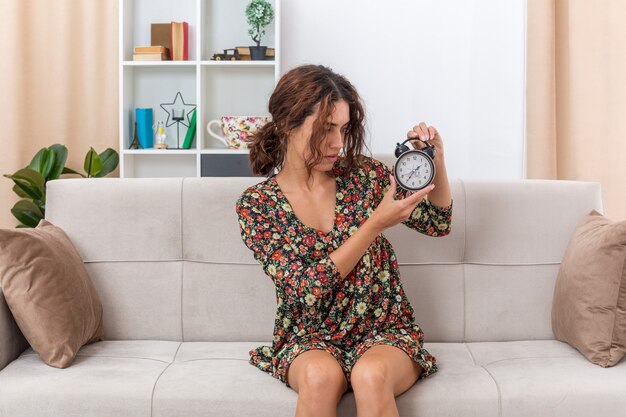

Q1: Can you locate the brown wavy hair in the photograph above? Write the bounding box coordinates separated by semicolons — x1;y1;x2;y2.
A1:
247;64;371;179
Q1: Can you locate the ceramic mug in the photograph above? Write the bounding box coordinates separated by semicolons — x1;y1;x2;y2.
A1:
207;116;271;149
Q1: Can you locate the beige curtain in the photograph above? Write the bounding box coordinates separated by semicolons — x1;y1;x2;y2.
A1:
527;0;626;220
0;0;118;229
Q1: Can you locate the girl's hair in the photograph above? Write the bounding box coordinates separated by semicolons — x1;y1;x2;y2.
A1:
247;64;371;178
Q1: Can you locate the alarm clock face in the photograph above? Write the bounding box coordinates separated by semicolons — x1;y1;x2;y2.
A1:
394;150;436;191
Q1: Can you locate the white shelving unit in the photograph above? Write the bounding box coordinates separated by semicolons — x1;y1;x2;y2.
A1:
119;0;280;177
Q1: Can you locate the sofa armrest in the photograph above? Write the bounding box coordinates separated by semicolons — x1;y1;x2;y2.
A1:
0;290;29;371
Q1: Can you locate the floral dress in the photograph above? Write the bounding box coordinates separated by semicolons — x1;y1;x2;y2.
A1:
235;154;453;389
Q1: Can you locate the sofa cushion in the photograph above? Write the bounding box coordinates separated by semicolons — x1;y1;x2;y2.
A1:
0;340;180;417
3;340;626;417
467;340;626;416
42;176;605;343
551;209;626;367
150;341;500;417
0;218;104;368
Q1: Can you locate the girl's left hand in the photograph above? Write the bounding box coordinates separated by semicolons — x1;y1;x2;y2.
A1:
407;122;445;161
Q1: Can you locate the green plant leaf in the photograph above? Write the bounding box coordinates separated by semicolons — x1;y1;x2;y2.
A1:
11;199;43;228
48;144;68;180
8;168;45;200
84;147;103;178
11;182;31;198
61;166;86;177
42;149;56;179
94;148;119;177
34;199;45;214
28;148;55;179
27;147;47;172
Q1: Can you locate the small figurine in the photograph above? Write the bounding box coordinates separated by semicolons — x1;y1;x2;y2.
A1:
129;121;142;149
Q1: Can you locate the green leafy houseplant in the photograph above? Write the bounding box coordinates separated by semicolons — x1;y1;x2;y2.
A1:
245;0;274;60
3;144;119;228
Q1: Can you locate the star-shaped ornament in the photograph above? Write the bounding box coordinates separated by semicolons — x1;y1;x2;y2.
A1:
159;91;196;128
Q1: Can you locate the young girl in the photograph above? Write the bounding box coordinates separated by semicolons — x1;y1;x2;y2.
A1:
235;64;453;417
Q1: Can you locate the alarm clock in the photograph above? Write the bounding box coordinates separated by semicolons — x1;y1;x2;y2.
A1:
393;138;436;192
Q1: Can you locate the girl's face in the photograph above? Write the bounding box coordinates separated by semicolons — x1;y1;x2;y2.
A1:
288;99;350;170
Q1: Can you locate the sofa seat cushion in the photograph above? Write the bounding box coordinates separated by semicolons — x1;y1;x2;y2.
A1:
2;340;625;417
0;340;181;417
467;340;626;417
149;341;497;417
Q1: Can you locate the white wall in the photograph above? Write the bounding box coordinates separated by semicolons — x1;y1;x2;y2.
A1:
280;0;527;180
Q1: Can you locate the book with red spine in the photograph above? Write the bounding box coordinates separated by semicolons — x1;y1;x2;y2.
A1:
170;21;189;61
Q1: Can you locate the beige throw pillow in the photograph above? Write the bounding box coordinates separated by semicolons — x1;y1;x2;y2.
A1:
0;218;104;368
551;209;626;367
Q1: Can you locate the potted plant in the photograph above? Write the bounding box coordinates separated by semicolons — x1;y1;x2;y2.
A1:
246;0;274;60
3;144;119;228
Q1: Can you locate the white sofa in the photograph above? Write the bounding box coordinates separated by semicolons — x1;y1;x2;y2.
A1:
1;153;624;417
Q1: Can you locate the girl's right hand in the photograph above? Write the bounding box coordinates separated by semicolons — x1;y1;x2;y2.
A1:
369;174;435;231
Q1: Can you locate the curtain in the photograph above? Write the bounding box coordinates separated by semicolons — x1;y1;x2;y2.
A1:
0;0;118;229
527;0;626;220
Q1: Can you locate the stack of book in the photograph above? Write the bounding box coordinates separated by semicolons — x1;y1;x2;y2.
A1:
133;46;170;61
146;22;188;61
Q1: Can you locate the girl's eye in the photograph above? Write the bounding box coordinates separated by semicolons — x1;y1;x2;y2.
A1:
326;126;350;133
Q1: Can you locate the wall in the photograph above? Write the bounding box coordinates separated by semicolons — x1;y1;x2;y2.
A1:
281;0;527;181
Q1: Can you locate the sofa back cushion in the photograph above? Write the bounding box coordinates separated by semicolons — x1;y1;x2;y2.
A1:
38;154;603;343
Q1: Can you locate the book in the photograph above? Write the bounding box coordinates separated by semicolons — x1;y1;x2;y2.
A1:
170;21;189;61
151;23;171;49
134;45;170;55
133;53;169;61
182;108;196;149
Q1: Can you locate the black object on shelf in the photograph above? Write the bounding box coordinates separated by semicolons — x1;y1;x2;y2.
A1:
129;121;143;149
159;91;196;149
201;153;258;177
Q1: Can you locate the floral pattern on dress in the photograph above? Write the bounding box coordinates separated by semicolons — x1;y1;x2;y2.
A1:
235;154;453;388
